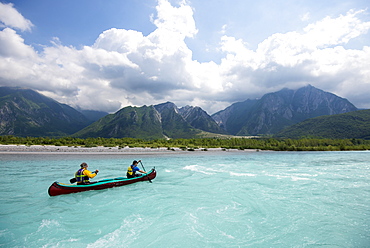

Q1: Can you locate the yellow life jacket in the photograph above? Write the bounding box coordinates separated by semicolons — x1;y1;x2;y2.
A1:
127;165;134;176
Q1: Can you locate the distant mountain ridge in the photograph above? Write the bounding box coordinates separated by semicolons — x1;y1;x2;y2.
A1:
77;109;109;124
74;102;202;139
154;102;200;138
0;86;90;136
212;85;358;135
74;105;165;139
212;99;258;134
179;105;227;134
0;85;364;139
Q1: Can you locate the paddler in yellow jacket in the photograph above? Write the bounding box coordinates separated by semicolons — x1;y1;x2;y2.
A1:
127;160;146;178
75;162;99;185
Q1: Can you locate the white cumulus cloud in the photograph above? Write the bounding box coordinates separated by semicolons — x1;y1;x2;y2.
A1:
0;2;33;31
0;0;369;114
218;9;370;107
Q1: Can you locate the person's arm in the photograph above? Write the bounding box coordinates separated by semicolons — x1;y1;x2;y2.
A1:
133;166;146;174
84;169;99;178
137;160;145;173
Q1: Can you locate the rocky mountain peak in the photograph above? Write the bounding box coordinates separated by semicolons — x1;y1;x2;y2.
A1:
0;85;361;138
212;85;357;135
179;105;227;134
154;101;179;114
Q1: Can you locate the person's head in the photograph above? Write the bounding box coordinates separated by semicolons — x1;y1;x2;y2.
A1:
80;162;88;168
132;160;138;165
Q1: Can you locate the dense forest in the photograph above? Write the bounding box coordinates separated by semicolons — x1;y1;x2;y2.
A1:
1;135;370;151
276;109;370;139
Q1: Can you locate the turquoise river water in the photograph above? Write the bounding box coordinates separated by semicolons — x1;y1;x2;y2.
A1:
0;150;369;247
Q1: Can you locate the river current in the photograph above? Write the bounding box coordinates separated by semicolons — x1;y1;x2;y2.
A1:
0;150;369;247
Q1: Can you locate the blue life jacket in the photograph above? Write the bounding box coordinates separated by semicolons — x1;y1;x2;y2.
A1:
75;168;89;184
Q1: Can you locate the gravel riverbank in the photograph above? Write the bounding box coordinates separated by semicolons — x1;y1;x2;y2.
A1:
0;144;255;154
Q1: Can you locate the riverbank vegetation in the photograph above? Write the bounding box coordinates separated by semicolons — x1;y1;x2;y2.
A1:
1;135;370;151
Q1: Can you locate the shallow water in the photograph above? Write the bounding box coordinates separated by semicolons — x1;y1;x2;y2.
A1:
0;151;369;247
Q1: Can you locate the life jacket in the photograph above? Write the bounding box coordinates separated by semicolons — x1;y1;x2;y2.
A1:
127;165;135;178
76;168;89;184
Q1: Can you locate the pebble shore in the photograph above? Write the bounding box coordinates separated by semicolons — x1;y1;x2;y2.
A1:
0;144;250;154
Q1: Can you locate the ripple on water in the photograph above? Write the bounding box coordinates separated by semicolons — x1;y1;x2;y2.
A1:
0;151;369;247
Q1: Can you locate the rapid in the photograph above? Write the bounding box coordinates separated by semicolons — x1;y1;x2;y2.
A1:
0;150;369;247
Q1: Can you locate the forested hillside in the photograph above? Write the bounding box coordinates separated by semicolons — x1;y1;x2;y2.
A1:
275;109;370;139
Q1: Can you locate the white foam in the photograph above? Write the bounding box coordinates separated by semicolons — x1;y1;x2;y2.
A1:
220;231;235;239
183;165;215;175
87;217;144;248
37;219;60;232
264;173;312;181
291;176;311;181
230;172;257;177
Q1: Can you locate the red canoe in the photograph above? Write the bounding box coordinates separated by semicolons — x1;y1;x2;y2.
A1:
48;168;156;196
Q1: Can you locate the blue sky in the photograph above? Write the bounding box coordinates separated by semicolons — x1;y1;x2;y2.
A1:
0;0;370;114
8;0;157;49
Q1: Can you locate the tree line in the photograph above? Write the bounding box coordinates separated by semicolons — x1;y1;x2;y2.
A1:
1;135;370;151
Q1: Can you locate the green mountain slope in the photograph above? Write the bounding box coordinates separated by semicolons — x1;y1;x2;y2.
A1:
179;106;227;134
74;102;202;139
275;109;370;139
212;99;258;135
153;102;200;138
73;105;164;139
0;86;90;136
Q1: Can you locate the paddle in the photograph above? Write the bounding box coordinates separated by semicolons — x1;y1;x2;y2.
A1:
140;161;152;183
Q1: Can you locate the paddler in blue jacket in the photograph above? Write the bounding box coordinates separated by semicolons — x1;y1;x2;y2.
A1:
127;160;146;178
75;162;99;185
